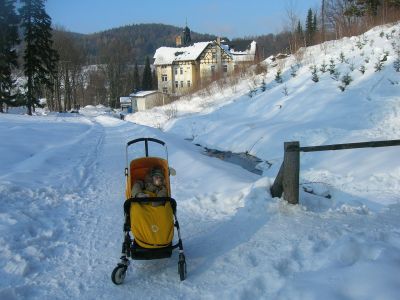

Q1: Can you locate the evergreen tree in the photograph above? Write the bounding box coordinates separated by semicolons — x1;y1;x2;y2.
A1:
133;62;140;91
310;65;319;82
296;20;304;47
313;12;317;33
345;0;381;17
388;0;400;8
275;69;283;83
141;56;152;90
329;58;336;74
305;8;314;46
290;65;297;77
320;60;327;73
19;0;59;115
152;69;158;90
0;0;19;112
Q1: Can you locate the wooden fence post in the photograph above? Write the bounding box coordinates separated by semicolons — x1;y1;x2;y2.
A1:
283;141;300;204
270;162;284;198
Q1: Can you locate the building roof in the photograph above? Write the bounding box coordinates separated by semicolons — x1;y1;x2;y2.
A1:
153;42;212;65
119;97;132;104
154;40;257;66
129;90;159;97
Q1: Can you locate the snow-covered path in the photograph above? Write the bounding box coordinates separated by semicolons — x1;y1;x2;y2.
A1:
1;113;400;299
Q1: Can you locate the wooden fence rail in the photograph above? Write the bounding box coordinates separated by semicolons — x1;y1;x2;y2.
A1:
271;139;400;205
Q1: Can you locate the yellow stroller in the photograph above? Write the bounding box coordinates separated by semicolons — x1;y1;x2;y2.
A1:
111;138;187;284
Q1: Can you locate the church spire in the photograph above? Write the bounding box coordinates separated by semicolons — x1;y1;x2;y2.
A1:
182;20;191;46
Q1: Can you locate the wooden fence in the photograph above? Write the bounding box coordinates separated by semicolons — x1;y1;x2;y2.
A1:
270;139;400;204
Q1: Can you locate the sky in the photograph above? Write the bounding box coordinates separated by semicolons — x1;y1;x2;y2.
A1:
46;0;321;39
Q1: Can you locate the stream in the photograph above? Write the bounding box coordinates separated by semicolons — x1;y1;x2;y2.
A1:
190;141;271;175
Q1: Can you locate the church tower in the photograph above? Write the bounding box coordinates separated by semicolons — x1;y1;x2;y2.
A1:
182;20;192;46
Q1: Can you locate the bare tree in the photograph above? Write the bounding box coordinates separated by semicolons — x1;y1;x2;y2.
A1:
285;0;302;53
52;26;85;111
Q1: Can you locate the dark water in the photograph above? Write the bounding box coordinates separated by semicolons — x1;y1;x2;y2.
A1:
199;145;270;175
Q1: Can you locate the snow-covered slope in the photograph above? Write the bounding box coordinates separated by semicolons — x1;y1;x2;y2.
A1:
1;23;400;299
130;22;400;208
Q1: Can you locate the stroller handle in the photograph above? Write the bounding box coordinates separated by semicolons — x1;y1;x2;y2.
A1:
127;138;165;147
125;137;169;166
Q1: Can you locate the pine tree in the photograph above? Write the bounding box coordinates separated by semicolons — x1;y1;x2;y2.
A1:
394;58;400;72
339;73;353;91
290;65;297;77
133;62;140;91
275;69;283;83
0;0;19;112
305;8;314;46
152;69;158;90
313;12;317;33
19;0;59;115
296;21;304;47
345;0;380;17
310;65;319;82
320;60;327;73
141;56;152;91
329;58;336;74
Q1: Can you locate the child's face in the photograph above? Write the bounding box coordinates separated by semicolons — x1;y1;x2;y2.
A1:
152;175;163;186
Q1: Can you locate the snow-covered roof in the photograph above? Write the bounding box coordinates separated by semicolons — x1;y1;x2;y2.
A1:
153;42;211;65
119;97;132;104
129;90;159;97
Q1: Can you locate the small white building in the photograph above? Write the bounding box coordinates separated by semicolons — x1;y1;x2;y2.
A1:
119;96;133;113
129;91;168;111
230;41;260;64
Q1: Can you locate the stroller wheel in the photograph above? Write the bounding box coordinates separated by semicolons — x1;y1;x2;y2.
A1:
178;253;187;281
111;265;128;285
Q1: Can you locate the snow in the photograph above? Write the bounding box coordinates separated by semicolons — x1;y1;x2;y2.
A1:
129;90;159;97
230;40;257;62
1;23;400;299
153;42;211;65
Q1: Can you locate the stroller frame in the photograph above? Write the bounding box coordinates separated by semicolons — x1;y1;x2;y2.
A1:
111;138;187;284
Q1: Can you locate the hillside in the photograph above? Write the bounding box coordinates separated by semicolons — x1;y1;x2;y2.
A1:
1;23;400;299
52;23;292;65
56;23;217;65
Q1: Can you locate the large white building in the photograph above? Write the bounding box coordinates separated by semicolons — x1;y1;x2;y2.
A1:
153;38;260;97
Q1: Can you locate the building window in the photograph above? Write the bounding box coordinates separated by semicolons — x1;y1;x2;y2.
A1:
175;68;178;75
223;65;228;73
180;67;183;74
161;65;167;69
180;81;184;88
212;53;216;60
175;81;179;88
162;74;167;81
211;65;215;74
187;81;191;87
162;87;168;93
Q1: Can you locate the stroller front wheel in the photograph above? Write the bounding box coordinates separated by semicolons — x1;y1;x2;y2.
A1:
111;265;128;285
178;253;187;281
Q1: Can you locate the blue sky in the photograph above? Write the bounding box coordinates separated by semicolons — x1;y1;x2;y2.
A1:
46;0;321;38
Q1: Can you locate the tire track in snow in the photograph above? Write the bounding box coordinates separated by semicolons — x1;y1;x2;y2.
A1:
0;116;107;299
